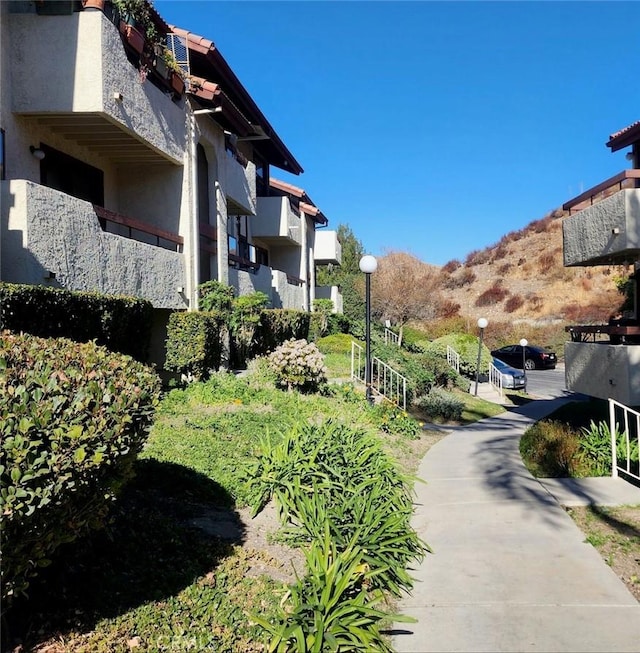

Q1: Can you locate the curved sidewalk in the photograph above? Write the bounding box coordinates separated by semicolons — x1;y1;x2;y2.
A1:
393;398;640;653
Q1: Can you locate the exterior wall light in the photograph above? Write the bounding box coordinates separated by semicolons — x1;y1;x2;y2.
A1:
30;146;45;160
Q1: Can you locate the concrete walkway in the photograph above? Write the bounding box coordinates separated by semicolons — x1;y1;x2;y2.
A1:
393;398;640;653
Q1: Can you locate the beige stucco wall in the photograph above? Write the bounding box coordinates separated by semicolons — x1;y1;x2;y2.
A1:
563;190;640;266
2;180;186;309
564;341;640;405
9;11;186;164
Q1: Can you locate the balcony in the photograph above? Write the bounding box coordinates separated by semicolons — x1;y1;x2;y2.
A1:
563;171;640;267
564;340;640;405
225;156;256;216
271;269;304;309
314;230;342;265
254;196;303;246
1;180;185;309
10;11;185;165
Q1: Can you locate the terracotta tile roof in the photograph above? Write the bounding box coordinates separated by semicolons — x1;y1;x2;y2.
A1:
170;26;303;175
606;120;640;152
270;178;328;225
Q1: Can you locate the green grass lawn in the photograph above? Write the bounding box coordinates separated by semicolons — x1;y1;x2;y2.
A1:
5;356;507;652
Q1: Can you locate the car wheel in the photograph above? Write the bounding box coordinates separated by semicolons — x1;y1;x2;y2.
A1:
524;358;536;370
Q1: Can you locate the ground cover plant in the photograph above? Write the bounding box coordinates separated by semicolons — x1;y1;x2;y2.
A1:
4;362;435;652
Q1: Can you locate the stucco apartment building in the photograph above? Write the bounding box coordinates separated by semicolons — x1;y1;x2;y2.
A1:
562;120;640;405
0;0;342;362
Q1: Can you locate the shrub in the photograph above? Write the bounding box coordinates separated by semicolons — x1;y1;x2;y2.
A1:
0;283;152;362
520;420;583;477
537;252;556;274
267;339;327;392
0;332;161;604
441;259;461;274
316;333;355;355
476;284;509;307
230;292;270;365
414;388;463;422
505;295;525;313
372;401;423;439
254;309;310;356
197;280;234;313
165;311;226;380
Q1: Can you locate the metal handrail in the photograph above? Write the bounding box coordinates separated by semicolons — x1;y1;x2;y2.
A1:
488;362;503;396
609;398;640;484
351;341;408;410
384;328;400;346
446;345;460;373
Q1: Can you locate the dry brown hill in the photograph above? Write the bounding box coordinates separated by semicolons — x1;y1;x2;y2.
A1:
437;209;630;330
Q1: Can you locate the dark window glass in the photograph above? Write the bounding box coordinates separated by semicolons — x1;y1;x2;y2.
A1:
40;144;104;205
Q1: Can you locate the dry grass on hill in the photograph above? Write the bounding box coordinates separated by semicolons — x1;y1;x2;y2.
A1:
437;209;630;328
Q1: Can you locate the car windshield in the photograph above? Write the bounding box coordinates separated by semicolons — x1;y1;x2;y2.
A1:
492;358;509;371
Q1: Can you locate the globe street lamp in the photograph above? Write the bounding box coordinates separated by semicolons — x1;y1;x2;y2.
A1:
520;338;528;392
359;254;378;405
474;317;488;396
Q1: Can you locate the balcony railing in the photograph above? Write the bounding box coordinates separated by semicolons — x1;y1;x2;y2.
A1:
565;324;640;344
94;205;183;252
563;169;640;214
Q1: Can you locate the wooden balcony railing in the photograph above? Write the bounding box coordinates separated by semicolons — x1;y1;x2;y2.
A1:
566;324;640;344
286;274;304;287
228;253;260;273
563;169;640;214
94;205;183;252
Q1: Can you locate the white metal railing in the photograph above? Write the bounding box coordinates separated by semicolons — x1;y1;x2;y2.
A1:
609;398;640;485
384;327;400;346
351;341;407;410
488;361;504;396
446;345;460;373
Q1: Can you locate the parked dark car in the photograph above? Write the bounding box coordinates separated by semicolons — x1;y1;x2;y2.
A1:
491;358;526;389
490;344;557;370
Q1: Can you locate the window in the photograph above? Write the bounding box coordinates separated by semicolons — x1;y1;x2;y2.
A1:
255;153;268;196
40;144;104;205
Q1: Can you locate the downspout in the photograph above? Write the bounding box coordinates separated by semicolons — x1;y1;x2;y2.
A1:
188;105;200;310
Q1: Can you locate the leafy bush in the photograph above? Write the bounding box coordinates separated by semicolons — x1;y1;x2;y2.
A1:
505;294;525;313
371;401;423;439
254;309;310;356
267;339;327;392
165;311;226;380
579;419;640;477
520;420;583;477
315;333;355;355
197;280;234;313
0;283;152;361
246;421;428;599
0;332;161;604
231;292;270;364
414;388;464;422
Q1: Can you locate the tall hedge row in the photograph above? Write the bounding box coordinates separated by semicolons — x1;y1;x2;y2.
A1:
0;332;161;605
254;309;310;356
0;283;153;362
164;311;227;379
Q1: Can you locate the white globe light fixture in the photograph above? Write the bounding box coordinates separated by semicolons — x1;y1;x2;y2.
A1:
359;255;378;405
474;317;488;396
359;254;378;274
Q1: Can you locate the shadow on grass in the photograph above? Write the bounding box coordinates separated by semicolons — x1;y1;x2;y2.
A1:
4;459;244;651
590;504;640;540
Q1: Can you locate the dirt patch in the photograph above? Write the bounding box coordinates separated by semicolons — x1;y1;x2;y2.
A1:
565;505;640;602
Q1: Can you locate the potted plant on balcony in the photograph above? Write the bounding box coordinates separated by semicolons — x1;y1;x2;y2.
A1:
111;0;152;55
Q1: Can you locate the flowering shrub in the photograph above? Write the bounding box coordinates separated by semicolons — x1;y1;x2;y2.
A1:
267;339;327;392
372;401;422;439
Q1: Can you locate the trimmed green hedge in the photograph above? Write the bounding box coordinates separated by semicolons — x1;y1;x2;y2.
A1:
0;332;161;604
254;309;310;357
0;283;153;362
165;311;226;380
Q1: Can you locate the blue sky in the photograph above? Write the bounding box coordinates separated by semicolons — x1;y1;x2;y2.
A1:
156;0;639;266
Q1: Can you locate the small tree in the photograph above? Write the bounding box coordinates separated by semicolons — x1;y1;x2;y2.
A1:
312;298;334;337
198;280;234;314
231;291;270;364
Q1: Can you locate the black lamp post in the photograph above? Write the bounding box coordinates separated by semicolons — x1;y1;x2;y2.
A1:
474;317;488;396
520;338;528;392
359;254;378;405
